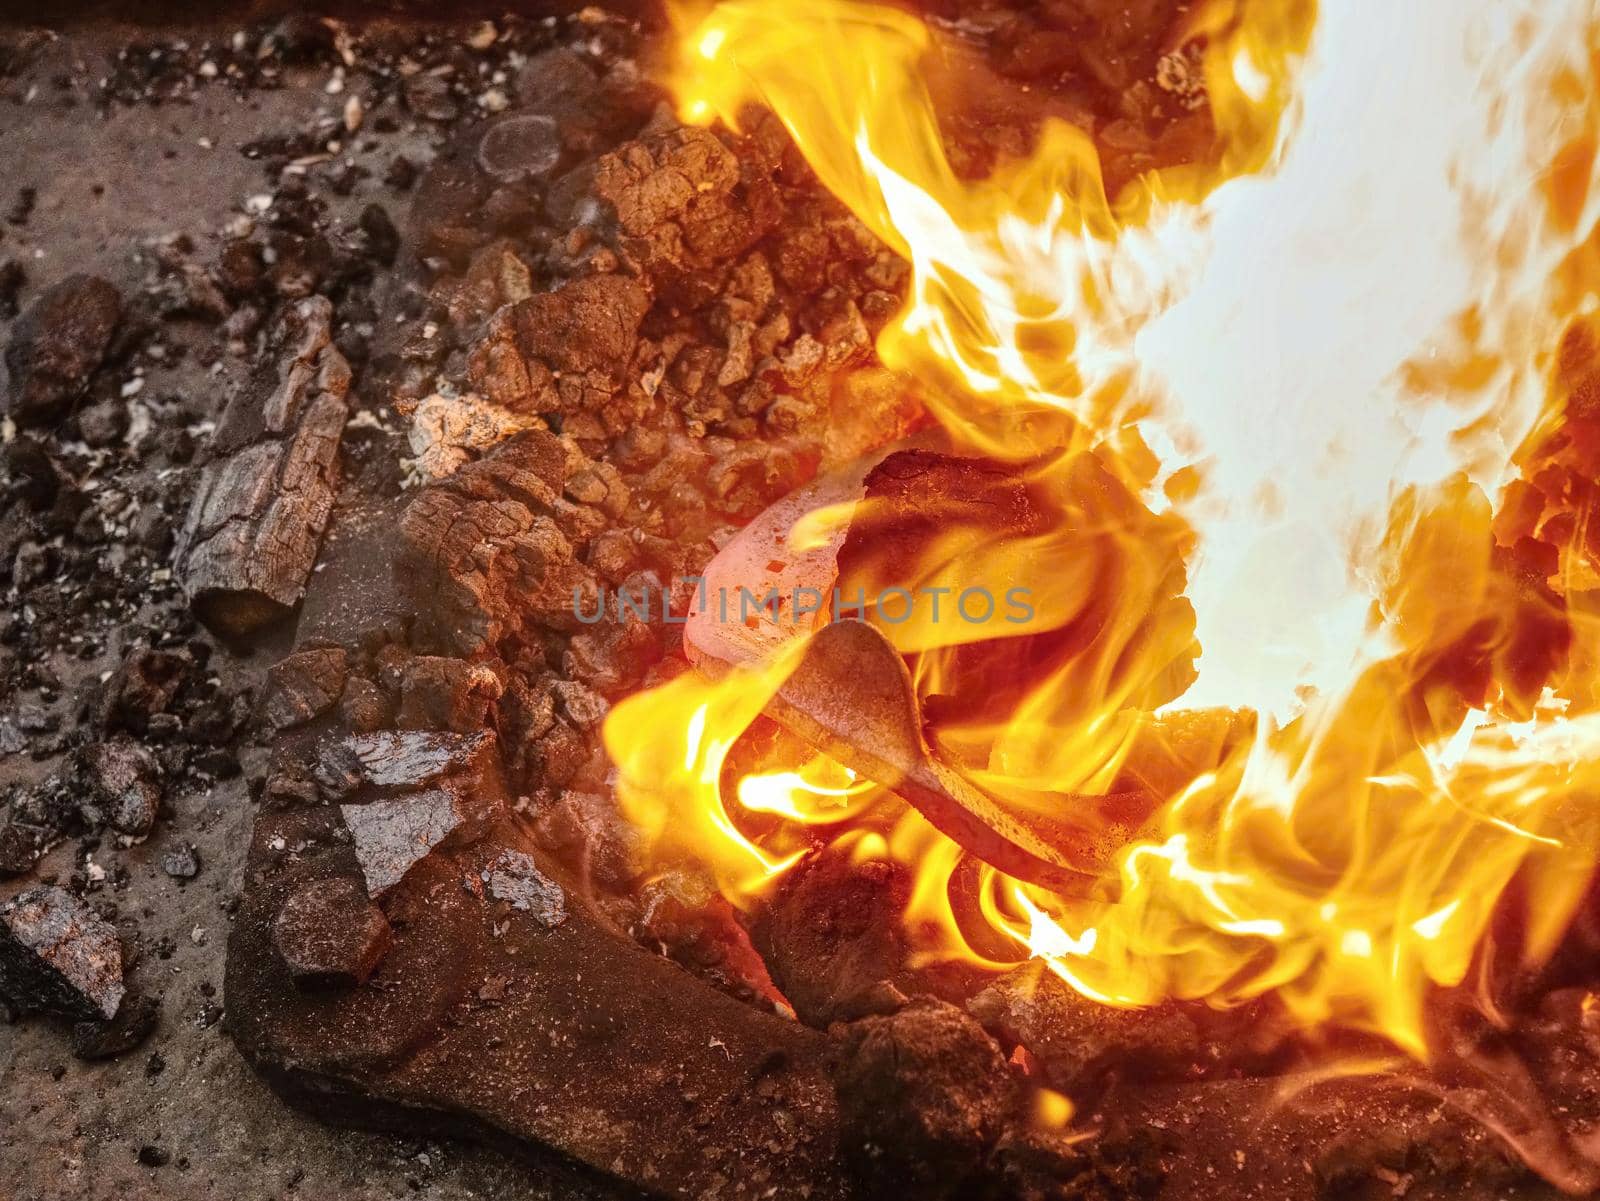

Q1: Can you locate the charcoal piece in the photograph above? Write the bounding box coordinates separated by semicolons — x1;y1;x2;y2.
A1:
3;274;122;427
160;843;201;880
76;398;129;448
834;999;1017;1197
403;72;459;122
594;127;781;284
262;647;349;731
3;436;62;510
477;114;563;182
342;789;483;898
272;876;392;989
396;656;504;733
98;646;189;733
338;676;394;734
79;739;163;837
563;618;662;697
483;849;566;927
399;430;601;654
357;203;400;267
71;993;160;1060
0;258;24;318
258;12;333;62
410;155;490;263
514;47;602;127
347;729;495;790
0;821;45;877
967;961;1200;1097
175;297;352;640
0;886;124;1021
750;851;914;1027
508;274;650;380
530;789;646;892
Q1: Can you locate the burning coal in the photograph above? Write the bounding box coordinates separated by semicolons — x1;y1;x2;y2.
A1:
605;0;1600;1063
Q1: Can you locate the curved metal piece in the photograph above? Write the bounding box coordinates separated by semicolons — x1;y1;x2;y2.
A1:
685;437;1112;895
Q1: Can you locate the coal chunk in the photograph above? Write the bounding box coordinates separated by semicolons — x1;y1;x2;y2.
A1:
0;821;45;877
966;962;1199;1098
4;274;122;427
509;274;650;379
834;1000;1016;1196
160;842;201;880
751;850;915;1026
0;886;125;1021
79;739;164;837
272;876;392;989
99;646;189;734
482;849;566;927
397;656;504;733
71;992;160;1060
398;430;597;654
262;646;349;731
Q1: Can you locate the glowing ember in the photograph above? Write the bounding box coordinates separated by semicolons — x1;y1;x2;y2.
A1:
605;0;1600;1058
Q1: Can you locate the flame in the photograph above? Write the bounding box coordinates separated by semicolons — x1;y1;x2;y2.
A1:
606;0;1600;1062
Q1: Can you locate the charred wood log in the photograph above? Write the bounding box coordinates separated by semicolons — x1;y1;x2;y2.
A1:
175;297;352;640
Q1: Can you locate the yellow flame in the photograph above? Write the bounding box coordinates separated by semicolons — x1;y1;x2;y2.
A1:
604;0;1600;1062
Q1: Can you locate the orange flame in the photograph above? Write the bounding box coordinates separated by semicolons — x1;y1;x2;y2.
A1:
605;0;1600;1060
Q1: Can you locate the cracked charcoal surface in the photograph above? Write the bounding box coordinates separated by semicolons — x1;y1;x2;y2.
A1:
175;296;353;641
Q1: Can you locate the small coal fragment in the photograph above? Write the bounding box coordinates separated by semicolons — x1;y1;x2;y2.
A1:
259;12;332;62
3;274;122;427
79;739;163;837
0;821;45;877
338;676;394;734
0;886;125;1021
409;156;490;263
477;115;563;183
262;647;349;731
397;657;504;734
160;843;201;880
3;437;61;510
271;876;391;990
71;993;160;1060
403;72;459;123
77;398;129;448
514;47;602;128
834;999;1017;1197
966;961;1200;1099
100;646;189;734
358;204;400;267
530;788;646;892
483;849;567;927
0;259;26;318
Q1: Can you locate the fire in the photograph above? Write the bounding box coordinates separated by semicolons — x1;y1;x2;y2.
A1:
605;0;1600;1060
